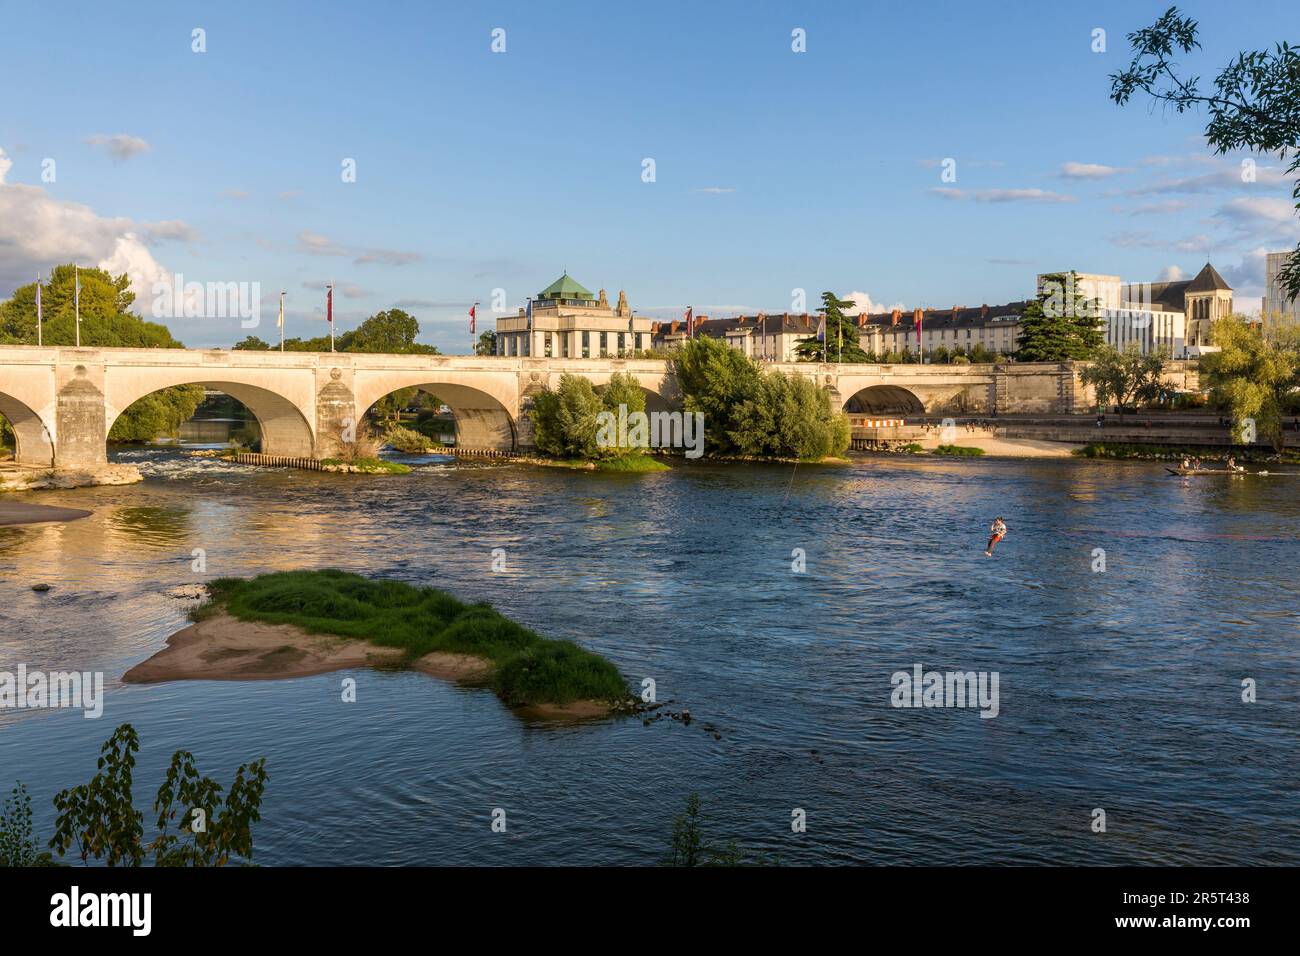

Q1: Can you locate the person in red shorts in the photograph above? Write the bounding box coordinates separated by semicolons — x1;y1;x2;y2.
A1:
985;517;1007;557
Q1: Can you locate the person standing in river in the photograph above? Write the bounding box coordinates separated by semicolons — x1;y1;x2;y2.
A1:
985;517;1008;557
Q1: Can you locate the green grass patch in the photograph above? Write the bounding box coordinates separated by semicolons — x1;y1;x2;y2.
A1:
194;570;628;707
319;457;412;474
934;444;985;457
594;454;670;472
1074;442;1297;462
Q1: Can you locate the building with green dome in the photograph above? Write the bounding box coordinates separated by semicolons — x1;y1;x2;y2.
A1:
495;273;653;358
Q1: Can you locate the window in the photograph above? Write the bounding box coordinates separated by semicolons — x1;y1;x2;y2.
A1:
581;331;590;358
599;332;608;356
617;332;626;355
544;333;553;357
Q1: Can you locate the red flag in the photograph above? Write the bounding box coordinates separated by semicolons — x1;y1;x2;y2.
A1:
685;306;693;338
469;303;476;334
326;285;334;323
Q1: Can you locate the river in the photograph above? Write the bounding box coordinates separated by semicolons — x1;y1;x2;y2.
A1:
1;448;1297;865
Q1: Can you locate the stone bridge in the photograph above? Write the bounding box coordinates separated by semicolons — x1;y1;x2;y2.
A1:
0;346;1125;469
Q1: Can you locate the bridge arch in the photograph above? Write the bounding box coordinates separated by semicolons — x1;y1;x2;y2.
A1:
842;384;926;416
0;392;56;468
106;379;316;457
352;373;518;452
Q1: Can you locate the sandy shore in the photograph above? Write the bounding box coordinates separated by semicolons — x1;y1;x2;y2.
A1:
952;436;1082;458
906;435;1081;458
123;611;610;718
0;501;93;526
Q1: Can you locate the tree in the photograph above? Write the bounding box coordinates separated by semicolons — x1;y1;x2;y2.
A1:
348;308;437;354
674;337;764;456
794;292;870;363
475;330;497;355
729;370;850;460
1081;344;1170;410
1016;272;1105;362
1199;317;1300;450
676;336;849;460
47;723;269;867
1111;7;1300;300
233;335;271;350
530;374;604;459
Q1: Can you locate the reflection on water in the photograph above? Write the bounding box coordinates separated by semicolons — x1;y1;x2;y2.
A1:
1;450;1298;865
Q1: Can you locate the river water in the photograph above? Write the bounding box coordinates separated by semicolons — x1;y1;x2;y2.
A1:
1;448;1297;865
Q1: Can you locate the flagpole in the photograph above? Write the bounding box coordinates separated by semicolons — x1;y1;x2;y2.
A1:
36;273;43;347
279;290;285;352
328;283;335;353
74;265;81;347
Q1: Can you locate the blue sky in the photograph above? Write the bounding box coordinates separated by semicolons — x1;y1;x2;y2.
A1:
1;0;1296;350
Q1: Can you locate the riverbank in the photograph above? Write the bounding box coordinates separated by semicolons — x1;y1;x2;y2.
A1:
0;462;143;492
125;570;634;719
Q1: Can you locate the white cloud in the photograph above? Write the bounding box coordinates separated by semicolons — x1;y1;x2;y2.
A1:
1216;196;1297;227
1129;162;1288;195
693;186;736;194
137;219;201;244
930;187;1075;203
297;229;421;266
1157;265;1185;282
85;133;152;161
0;146;176;303
1060;162;1129;179
842;291;905;316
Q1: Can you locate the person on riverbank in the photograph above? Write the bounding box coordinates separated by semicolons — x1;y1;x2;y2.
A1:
985;517;1008;557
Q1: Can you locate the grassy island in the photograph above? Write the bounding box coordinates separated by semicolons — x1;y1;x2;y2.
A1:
319;457;412;474
165;572;631;712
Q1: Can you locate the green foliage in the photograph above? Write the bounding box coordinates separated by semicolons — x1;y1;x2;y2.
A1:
475;330;497;355
934;444;985;456
382;423;439;453
1199;318;1300;450
150;749;268;867
794;292;871;363
1111;7;1300;299
49;723;144;866
0;265;170;347
201;570;628;706
0;415;12;453
596;371;648;455
1016;273;1105;361
1081;344;1171;410
675;336;849;459
674;337;764;456
531;373;605;459
320;457;412;474
46;723;268;867
663;793;764;867
729;369;850;460
232;335;271;350
1;783;55;866
109;385;206;442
